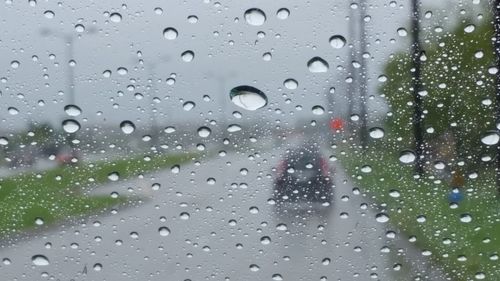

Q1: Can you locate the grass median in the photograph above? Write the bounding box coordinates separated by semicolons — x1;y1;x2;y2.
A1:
339;144;500;281
0;151;196;238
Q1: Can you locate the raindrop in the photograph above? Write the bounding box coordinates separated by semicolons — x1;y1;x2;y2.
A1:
283;79;298;90
329;35;346;49
276;223;287;231
244;8;266;26
307;57;329;73
180;212;190;220
312;105;325;115
464;24;475;33
272;274;283;281
8;107;19;115
460;214;472;223
32;255;49;266
389;189;400;198
163;27;178;40
399;150;416;164
171;165;180;174
159;227;170;236
74;24;85;33
64;105;82;116
35;217;44;225
369;127;385;139
183;101;195;111
181;50;194;62
104;173;119;184
249;264;260;272
44;10;54;19
230;85;268;111
154;7;163;15
62;119;80;133
260;236;271;245
93;263;102;271
120;121;135;134
198;127;211;138
276;8;290;20
397;28;408;36
0;137;8;146
375;213;389;223
117;67;128;75
110;12;122;23
227;124;242;132
10;60;20;68
481;132;499;145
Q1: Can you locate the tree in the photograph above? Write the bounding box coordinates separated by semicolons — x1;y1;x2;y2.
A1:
382;14;497;172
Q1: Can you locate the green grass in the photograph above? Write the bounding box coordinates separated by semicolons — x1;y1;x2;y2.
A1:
0;151;196;237
339;144;500;281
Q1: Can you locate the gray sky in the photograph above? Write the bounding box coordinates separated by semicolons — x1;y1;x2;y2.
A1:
0;0;478;132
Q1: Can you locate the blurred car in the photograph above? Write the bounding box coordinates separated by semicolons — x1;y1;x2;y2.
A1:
55;146;77;165
273;144;334;205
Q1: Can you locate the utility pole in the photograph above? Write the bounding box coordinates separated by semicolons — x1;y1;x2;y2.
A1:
492;0;500;195
359;0;369;148
411;0;425;176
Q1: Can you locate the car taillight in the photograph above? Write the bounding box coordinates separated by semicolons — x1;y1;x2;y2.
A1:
319;157;329;177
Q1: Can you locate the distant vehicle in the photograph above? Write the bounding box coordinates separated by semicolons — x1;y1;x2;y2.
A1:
273;144;334;205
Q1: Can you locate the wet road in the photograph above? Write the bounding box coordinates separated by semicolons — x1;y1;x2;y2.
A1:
0;150;447;281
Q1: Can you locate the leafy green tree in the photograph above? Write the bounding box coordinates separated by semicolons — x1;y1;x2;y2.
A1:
382;16;497;168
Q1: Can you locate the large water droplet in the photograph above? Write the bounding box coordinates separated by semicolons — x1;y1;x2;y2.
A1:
307;57;329;73
181;50;194;62
108;172;120;181
244;8;266;26
183;101;195;111
159;226;171;236
32;255;49;266
276;8;290;20
44;10;55;19
64;104;81;116
110;12;122;23
227;124;242;132
329;35;346;49
375;213;390;223
283;79;298;90
62;119;80;133
369;127;385;139
163;27;178;40
481;132;499;145
198;127;211;138
120;121;135;134
312;105;325;115
399;150;416;164
230;85;267;111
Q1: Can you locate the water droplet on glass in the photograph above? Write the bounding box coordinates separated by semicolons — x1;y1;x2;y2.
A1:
159;226;170;236
181;50;194;62
260;236;271;245
227;124;242;133
244;8;266;26
117;67;128;75
460;214;472;223
44;10;54;19
180;212;190;220
110;12;122;23
272;274;283;281
329;35;346;49
481;132;499;145
375;213;389;223
399;150;416;164
230;85;268;111
188;15;198;23
389;189;400;198
0;137;8;146
154;7;163;15
312;105;325;115
32;255;49;266
198;127;211;138
74;24;85;33
107;172;119;181
307;57;329;73
93;263;102;271
64;105;82;116
283;79;298;90
163;27;178;40
62;119;80;133
397;28;408;36
249;264;260;272
464;24;475;33
276;8;290;20
369;127;385;139
120;121;135;134
35;217;44;225
10;60;20;68
8;107;18;115
183;101;195;111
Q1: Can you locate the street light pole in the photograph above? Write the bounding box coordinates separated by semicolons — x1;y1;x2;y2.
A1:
411;0;425;176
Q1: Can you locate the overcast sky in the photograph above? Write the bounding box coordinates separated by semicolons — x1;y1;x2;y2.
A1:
0;0;479;133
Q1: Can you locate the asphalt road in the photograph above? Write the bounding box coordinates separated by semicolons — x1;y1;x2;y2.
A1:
0;149;448;281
